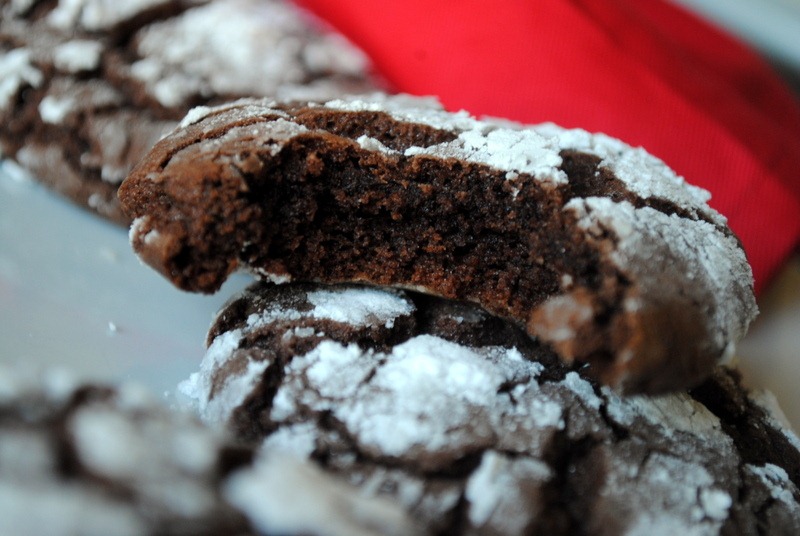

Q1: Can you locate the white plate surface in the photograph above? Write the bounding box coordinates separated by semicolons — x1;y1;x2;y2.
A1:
0;162;251;398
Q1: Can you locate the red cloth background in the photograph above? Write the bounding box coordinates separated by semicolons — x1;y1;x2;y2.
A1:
299;0;800;295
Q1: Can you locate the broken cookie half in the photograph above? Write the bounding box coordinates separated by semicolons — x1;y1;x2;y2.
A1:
119;94;757;393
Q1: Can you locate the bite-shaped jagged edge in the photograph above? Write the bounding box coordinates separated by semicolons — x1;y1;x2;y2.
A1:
121;94;756;393
0;363;419;536
532;197;756;392
178;282;799;536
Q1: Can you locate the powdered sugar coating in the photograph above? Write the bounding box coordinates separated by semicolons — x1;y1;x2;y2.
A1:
46;0;190;31
356;134;397;154
178;104;216;129
131;0;370;108
37;78;123;126
0;482;146;536
328;94;567;183
405;127;566;184
66;394;233;521
261;422;319;458
271;335;560;461
746;464;800;508
230;284;415;330
560;371;603;410
183;281;800;534
0;366;259;535
52;39;103;73
749;389;800;454
224;454;418;536
38;95;74;124
325;96;731;221
0;48;43;112
178;98;288;129
535;123;721;224
605;454;730;536
565;197;757;365
0;364;78;407
465;451;551;531
8;0;38;15
324;93;472;131
603;387;726;440
199;117;309;159
306;287;415;328
180;328;270;424
179;285;417;423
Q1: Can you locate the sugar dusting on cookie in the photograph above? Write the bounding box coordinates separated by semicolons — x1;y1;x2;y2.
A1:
306;287;414;329
224;454;418;536
566;197;757;363
178;281;800;534
46;0;180;31
0;48;42;112
270;335;561;460
535;123;719;221
0;365;244;534
52;40;103;73
131;0;370;108
328;94;567;183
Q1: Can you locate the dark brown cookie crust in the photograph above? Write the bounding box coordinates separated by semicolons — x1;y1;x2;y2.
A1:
185;281;800;536
121;97;756;393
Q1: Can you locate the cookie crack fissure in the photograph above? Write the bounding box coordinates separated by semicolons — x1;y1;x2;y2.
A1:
689;371;800;490
558;149;725;233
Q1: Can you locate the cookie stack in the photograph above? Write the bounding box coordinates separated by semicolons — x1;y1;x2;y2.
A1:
2;1;799;533
118;93;800;534
120;95;755;394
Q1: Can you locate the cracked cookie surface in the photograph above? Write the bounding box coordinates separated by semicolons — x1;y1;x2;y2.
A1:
122;94;757;392
0;0;375;223
0;365;419;536
0;366;254;535
180;282;799;535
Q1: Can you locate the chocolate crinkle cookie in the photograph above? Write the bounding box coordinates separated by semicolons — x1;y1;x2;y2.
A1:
0;0;376;223
179;281;800;536
121;94;757;393
0;365;419;536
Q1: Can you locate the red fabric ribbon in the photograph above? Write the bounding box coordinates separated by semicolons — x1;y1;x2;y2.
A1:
299;0;800;295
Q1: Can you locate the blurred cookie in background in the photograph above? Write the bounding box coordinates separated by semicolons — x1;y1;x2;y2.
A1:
0;0;378;223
